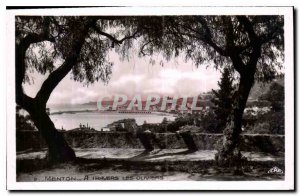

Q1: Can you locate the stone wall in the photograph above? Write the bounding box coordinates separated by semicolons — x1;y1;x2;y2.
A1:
16;131;284;154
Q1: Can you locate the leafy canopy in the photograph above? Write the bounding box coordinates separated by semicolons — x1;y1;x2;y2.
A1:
137;16;284;82
16;16;142;85
16;15;284;86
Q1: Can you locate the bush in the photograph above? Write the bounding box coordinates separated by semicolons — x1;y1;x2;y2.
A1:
263;112;284;134
16;111;36;131
245;122;271;134
244;111;284;135
198;110;222;133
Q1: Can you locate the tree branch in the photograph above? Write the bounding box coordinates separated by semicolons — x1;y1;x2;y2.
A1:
16;31;55;111
236;16;258;42
221;16;235;50
230;53;246;74
34;55;78;108
194;16;229;57
34;23;94;108
139;39;152;56
259;26;284;45
92;24;139;46
175;19;228;57
236;16;262;74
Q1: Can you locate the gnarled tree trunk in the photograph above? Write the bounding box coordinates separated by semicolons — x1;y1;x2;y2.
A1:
215;72;255;168
15;18;96;163
215;16;262;168
28;104;76;162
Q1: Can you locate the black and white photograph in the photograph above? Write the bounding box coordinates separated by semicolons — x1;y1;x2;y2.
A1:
5;6;294;190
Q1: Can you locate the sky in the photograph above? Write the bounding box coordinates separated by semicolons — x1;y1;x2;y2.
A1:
23;51;221;106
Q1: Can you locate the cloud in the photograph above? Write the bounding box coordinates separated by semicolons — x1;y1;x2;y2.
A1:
23;53;221;105
159;69;210;81
111;74;145;85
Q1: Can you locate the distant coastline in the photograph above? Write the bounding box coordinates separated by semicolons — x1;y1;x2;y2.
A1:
50;109;97;115
50;109;176;116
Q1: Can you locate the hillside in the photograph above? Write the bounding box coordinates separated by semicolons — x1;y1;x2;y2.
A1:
248;77;284;100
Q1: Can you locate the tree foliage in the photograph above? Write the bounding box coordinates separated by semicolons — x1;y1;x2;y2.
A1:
17;15;284;88
211;67;235;131
138;16;284;81
16;16;143;86
260;81;284;112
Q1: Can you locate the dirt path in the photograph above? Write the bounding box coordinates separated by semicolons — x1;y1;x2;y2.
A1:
17;148;285;182
17;148;284;162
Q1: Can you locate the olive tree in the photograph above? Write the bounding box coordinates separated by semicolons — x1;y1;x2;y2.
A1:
136;15;284;166
15;16;142;162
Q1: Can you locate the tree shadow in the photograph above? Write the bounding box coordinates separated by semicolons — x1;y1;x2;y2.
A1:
128;149;197;161
129;149;167;160
129;150;151;161
145;149;196;160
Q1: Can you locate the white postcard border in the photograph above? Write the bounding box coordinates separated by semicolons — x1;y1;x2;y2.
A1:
6;6;294;190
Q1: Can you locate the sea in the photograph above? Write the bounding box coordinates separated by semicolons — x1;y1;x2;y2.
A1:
49;104;176;131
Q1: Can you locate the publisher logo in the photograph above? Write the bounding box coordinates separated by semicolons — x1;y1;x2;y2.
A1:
267;166;284;174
